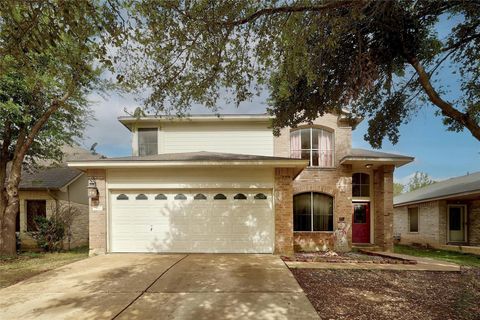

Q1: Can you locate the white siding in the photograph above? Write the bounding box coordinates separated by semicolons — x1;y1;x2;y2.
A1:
160;122;273;156
107;167;274;189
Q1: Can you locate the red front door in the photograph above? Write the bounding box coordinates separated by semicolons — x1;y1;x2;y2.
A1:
352;203;370;243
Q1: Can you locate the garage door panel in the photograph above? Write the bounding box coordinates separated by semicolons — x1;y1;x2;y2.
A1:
110;190;273;253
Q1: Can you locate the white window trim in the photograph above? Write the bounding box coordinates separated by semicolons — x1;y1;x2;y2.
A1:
291;127;335;168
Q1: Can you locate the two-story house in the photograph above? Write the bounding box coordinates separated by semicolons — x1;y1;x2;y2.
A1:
69;113;413;255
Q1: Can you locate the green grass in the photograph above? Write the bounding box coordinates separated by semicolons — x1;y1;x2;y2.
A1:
0;246;88;289
394;244;480;268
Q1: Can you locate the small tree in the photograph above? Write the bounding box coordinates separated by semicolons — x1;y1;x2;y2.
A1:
394;182;405;196
407;172;436;192
28;203;79;252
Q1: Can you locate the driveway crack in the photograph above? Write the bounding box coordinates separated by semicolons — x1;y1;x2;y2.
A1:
111;254;189;319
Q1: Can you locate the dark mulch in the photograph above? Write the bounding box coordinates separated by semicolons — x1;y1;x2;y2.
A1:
282;251;407;264
292;267;480;320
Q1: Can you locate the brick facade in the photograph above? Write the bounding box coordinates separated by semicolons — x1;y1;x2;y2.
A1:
87;169;107;255
394;198;480;247
373;165;394;251
274;168;295;255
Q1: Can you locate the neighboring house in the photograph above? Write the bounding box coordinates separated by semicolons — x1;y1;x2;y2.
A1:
393;172;480;251
17;146;103;250
69;113;413;255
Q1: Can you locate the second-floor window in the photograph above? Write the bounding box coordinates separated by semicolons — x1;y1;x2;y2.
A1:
138;128;158;156
290;128;334;167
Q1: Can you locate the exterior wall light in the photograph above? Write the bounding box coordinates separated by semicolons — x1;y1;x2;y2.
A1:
87;178;99;199
365;164;373;169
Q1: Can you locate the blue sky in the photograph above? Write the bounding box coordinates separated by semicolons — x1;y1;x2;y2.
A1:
81;15;480;184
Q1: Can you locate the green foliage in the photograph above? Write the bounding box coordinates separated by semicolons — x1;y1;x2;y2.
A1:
0;0;125;166
120;0;480;146
28;204;79;252
31;215;65;252
407;171;436;192
394;182;405;196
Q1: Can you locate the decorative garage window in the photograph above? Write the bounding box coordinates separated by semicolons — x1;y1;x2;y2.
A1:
136;194;148;200
352;173;370;197
294;192;333;232
254;193;267;200
290;127;334;167
116;194;129;200
194;193;207;200
214;193;227;200
174;194;187;200
234;193;247;200
155;194;167;200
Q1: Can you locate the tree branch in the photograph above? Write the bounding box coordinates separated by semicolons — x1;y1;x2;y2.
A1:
409;56;480;141
220;1;358;26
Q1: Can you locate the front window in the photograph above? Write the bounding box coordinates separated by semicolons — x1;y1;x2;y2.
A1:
408;207;419;232
352;173;370;197
26;200;47;232
294;192;334;231
290;128;334;167
138;128;158;156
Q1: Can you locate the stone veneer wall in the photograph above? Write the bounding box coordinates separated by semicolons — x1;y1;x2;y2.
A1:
393;201;443;246
274;168;295;255
469;200;480;245
87;169;107;255
373;165;394;251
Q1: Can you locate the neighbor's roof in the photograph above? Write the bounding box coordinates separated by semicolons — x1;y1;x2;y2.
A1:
19;167;83;190
340;148;414;168
394;171;480;206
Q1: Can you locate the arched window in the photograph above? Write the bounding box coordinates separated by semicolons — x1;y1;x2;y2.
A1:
136;194;148;200
254;193;267;200
294;192;333;231
174;194;187;200
290;127;334;167
234;193;247;200
352;173;370;197
214;193;227;200
194;193;207;200
155;194;167;200
116;194;129;200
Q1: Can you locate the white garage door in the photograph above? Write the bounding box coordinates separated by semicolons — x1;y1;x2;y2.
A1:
110;190;274;253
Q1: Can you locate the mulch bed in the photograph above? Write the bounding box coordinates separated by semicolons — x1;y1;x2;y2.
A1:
282;251;414;264
292;267;480;320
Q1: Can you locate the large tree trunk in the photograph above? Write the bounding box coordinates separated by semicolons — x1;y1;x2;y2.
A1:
0;201;17;256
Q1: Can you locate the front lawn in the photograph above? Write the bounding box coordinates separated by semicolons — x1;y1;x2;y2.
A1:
394;244;480;268
0;247;88;289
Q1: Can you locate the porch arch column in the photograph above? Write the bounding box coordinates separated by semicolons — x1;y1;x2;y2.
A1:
373;165;395;251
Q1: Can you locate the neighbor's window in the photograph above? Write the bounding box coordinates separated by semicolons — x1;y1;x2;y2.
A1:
408;207;419;232
26;200;47;232
138;128;158;156
352;173;370;197
294;192;333;231
290;128;334;167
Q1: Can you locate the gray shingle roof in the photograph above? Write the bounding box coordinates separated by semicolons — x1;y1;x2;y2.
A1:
394;171;480;206
348;148;413;160
68;151;304;162
19;167;83;190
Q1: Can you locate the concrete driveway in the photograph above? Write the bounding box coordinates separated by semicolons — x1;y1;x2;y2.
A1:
0;254;319;319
